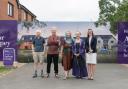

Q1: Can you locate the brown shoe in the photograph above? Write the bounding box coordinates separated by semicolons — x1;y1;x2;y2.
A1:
90;77;94;80
88;78;91;80
46;74;50;78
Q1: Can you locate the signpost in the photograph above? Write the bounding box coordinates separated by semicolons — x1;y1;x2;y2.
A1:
3;48;15;67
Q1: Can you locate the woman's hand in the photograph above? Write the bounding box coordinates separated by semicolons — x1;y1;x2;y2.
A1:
89;49;93;53
75;53;79;57
59;52;63;59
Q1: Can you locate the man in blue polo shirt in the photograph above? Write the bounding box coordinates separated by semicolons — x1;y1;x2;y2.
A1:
32;30;45;78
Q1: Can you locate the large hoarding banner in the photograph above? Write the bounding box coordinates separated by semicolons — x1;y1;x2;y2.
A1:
118;22;128;64
0;20;17;66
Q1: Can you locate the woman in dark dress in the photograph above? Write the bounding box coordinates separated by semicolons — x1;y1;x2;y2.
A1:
61;31;73;79
72;31;88;79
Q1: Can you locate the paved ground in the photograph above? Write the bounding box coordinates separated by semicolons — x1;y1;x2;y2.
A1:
0;63;128;89
0;62;26;78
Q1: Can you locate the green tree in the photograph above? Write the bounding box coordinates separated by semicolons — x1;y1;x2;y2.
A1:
23;21;33;32
19;20;47;32
33;20;47;29
96;0;128;35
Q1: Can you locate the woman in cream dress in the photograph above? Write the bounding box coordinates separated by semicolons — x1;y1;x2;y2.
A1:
86;29;97;80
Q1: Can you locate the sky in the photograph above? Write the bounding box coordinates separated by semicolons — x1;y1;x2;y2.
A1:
19;0;100;21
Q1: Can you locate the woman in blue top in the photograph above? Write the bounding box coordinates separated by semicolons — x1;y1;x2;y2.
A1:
72;31;88;79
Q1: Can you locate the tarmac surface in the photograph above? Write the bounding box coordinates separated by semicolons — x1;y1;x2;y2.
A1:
0;63;128;89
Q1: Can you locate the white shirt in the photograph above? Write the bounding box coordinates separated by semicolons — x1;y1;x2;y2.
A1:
89;36;92;50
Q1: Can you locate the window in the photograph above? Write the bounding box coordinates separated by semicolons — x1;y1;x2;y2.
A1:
98;40;101;43
111;41;114;43
23;12;26;20
8;2;14;17
23;11;27;21
21;37;24;41
31;16;33;21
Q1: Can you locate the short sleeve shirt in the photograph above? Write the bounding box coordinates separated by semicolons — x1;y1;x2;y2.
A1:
33;36;45;52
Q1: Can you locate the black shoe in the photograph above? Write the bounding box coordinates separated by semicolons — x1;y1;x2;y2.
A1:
76;76;80;79
32;70;37;78
80;77;83;79
32;74;37;78
55;74;59;78
41;70;44;78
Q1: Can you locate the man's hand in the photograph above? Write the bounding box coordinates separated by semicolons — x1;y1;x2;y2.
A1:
44;51;47;56
32;51;35;55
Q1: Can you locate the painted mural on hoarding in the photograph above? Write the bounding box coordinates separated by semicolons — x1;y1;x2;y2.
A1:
18;21;117;63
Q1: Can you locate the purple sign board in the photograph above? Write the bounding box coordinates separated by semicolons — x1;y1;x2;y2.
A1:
118;22;128;64
0;20;17;66
3;48;15;67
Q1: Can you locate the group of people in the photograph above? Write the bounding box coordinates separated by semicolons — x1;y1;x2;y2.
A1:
32;27;97;80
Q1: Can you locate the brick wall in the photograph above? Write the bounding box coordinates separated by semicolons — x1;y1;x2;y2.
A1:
0;0;19;20
0;0;36;21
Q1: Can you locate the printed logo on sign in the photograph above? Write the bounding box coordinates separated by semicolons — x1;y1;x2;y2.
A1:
123;34;128;57
3;48;15;67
